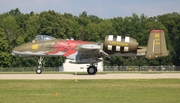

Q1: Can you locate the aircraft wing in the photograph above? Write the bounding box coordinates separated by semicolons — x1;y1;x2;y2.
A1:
78;44;109;58
79;44;101;50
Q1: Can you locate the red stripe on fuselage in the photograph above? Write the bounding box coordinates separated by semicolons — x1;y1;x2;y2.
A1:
46;39;89;57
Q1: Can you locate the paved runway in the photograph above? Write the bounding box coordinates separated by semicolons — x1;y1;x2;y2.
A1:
0;73;180;79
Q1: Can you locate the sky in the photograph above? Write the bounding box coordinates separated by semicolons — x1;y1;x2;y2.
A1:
0;0;179;18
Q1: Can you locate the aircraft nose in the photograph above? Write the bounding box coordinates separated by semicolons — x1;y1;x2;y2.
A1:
11;51;16;56
11;47;18;56
12;44;27;51
11;45;25;56
11;44;33;56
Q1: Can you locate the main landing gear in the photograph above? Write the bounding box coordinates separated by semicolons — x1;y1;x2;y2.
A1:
36;56;44;74
87;63;98;75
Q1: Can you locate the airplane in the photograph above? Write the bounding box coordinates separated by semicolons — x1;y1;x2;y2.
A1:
11;30;169;74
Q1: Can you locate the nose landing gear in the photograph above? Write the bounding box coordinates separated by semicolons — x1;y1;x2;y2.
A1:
36;56;44;74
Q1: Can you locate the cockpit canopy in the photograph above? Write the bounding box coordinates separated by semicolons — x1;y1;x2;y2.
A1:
32;35;56;42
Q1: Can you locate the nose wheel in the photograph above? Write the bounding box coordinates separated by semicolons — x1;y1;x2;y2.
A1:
36;68;42;74
36;56;44;74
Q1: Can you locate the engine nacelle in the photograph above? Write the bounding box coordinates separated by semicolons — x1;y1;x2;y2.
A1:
103;35;139;53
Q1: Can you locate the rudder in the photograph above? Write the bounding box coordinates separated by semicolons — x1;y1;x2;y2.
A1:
145;30;169;59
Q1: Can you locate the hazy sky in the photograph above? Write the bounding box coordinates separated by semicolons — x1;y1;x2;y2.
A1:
0;0;179;18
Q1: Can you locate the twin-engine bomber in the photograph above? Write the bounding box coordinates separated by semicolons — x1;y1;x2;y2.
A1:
12;30;169;74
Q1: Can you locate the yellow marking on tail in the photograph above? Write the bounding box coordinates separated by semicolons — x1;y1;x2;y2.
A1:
155;34;160;38
155;42;160;44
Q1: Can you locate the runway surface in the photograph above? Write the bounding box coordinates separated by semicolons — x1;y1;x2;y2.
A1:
0;73;180;79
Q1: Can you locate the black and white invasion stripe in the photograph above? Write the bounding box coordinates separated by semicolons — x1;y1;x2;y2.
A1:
107;35;130;52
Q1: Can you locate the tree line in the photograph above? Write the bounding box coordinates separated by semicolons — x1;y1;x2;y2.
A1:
0;8;180;68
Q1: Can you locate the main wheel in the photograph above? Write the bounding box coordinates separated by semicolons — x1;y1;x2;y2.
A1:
36;68;42;74
87;66;97;75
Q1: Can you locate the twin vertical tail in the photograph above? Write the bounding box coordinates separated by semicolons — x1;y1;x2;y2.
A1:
145;30;169;59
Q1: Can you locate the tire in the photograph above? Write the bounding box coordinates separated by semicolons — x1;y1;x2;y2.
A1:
87;66;97;75
36;68;42;74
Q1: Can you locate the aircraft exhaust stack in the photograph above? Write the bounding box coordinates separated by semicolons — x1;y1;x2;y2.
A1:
145;30;169;59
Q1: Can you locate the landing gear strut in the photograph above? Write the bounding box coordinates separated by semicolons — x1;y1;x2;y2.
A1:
36;56;44;74
87;63;97;75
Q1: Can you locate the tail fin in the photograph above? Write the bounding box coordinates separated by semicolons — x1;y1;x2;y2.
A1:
145;30;169;59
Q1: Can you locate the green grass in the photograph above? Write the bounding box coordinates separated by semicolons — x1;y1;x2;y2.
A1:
0;79;180;103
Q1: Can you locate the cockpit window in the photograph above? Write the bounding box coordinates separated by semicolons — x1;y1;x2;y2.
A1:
32;35;56;42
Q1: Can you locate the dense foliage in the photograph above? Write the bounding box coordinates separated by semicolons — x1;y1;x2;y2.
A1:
0;8;179;67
